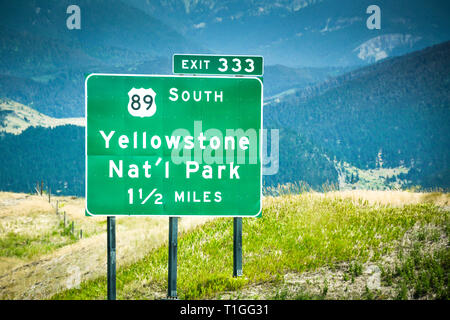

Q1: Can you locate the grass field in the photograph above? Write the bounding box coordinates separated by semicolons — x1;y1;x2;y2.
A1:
0;192;210;299
51;192;449;300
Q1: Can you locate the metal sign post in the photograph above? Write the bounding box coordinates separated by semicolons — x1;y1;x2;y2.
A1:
233;217;243;277
107;217;116;300
172;56;264;280
167;217;178;298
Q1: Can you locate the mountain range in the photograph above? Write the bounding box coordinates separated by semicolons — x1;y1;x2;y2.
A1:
1;0;449;116
127;0;450;66
1;40;449;194
0;0;200;76
265;41;450;190
0;1;449;194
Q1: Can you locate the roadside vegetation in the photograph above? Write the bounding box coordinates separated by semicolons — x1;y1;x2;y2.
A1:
0;192;210;299
53;192;449;300
0;193;101;262
0;228;77;259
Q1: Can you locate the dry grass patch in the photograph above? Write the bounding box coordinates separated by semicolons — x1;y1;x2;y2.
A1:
0;192;52;217
317;190;450;208
0;192;213;299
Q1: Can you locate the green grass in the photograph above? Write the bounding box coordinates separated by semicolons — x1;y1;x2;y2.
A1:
381;239;449;299
0;229;76;259
348;261;363;283
52;195;448;300
0;216;80;259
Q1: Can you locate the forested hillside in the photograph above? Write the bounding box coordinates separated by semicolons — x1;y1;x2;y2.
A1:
0;125;84;195
265;41;450;189
263;65;350;98
1;42;449;195
263;126;338;189
127;0;450;66
0;57;172;117
0;0;196;117
0;124;339;195
0;0;199;77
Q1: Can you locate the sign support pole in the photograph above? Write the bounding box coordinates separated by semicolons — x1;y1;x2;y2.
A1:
233;217;243;277
168;217;178;299
107;216;116;300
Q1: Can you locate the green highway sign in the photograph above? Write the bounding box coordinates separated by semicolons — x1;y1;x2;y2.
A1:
85;74;263;216
173;54;264;76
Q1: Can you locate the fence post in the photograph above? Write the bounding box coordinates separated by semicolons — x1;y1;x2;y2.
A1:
64;212;66;228
56;200;59;215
